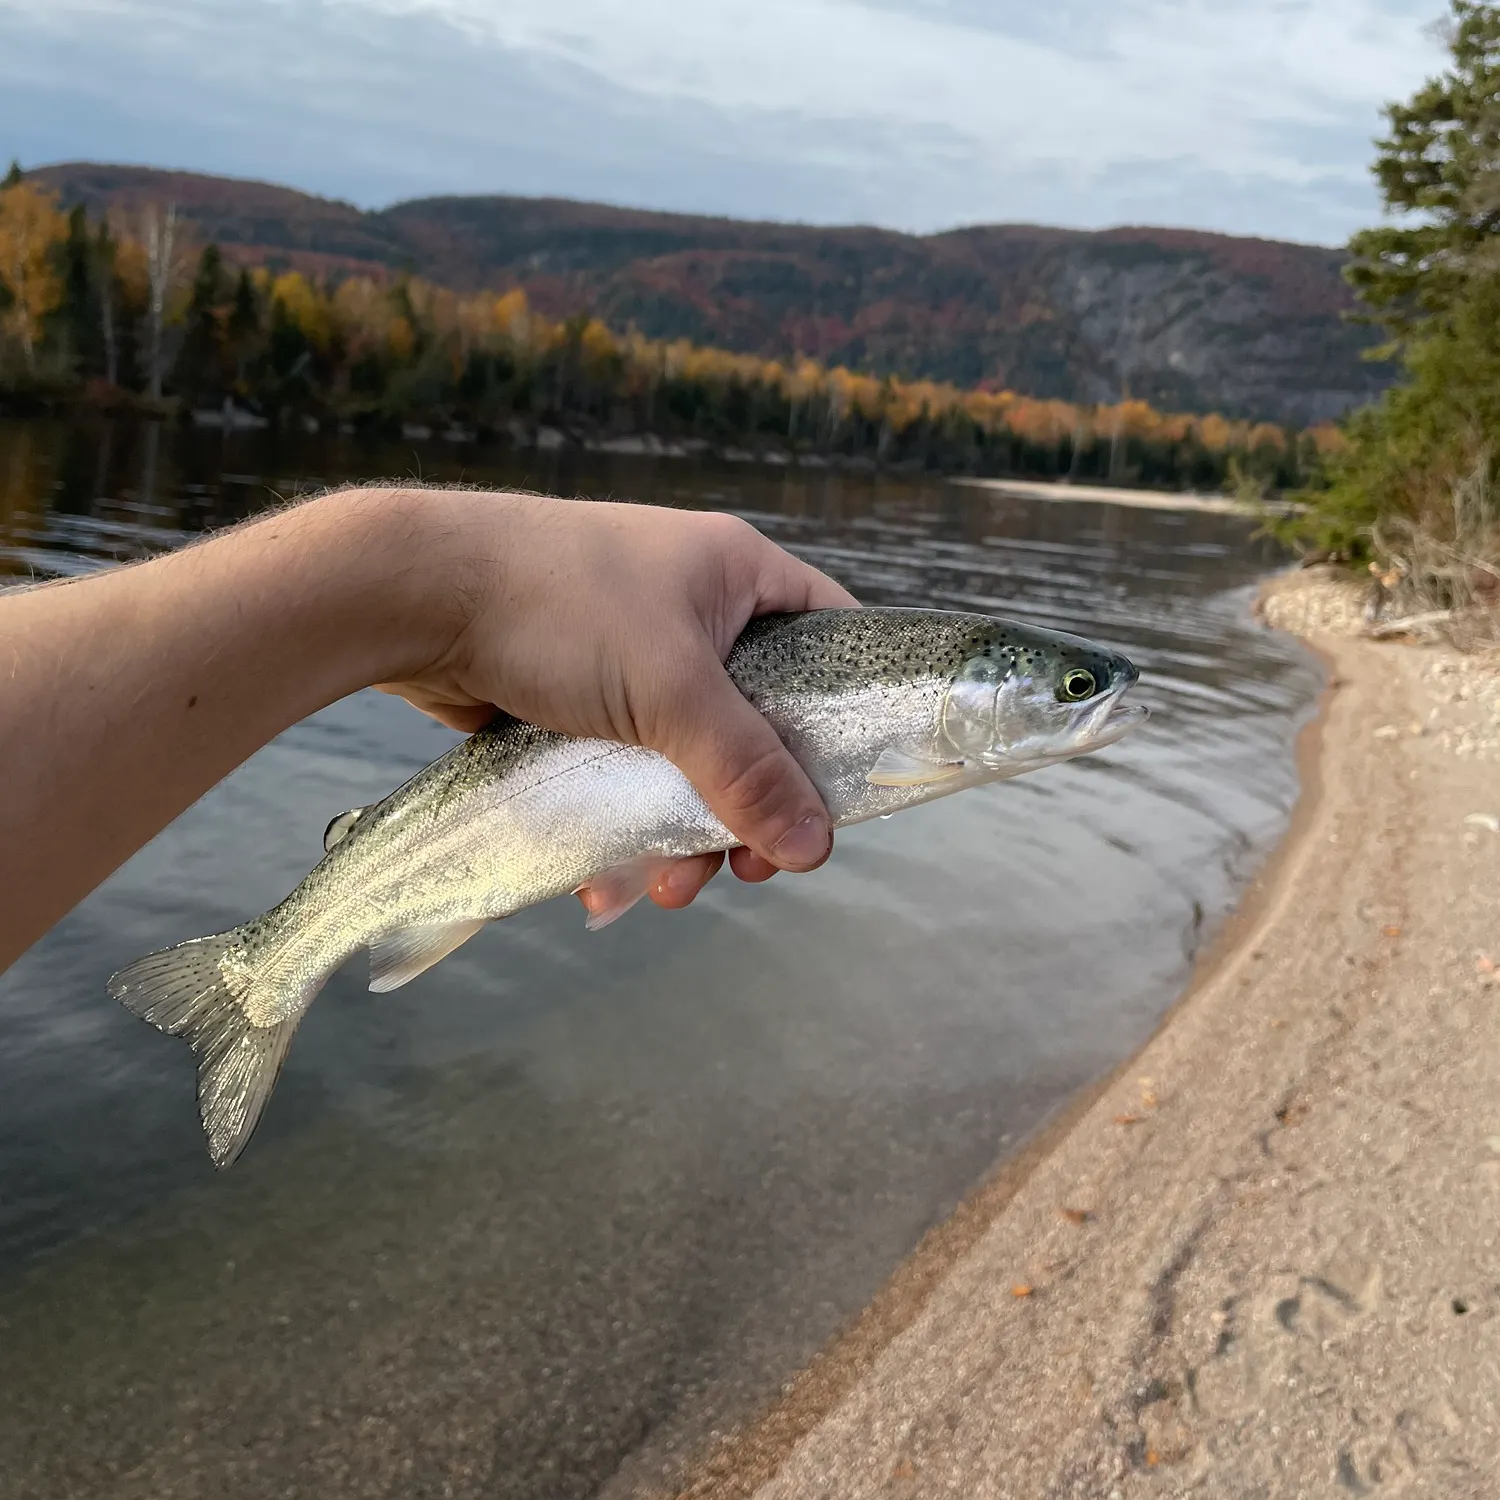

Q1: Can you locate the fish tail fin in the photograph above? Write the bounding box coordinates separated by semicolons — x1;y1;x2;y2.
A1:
108;932;302;1170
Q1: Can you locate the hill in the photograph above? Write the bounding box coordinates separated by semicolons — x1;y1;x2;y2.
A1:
30;163;1391;426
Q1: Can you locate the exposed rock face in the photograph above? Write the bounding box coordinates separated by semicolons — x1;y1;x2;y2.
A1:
34;163;1394;424
1050;241;1381;425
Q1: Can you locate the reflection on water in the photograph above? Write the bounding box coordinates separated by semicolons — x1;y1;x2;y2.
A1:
0;420;1320;1499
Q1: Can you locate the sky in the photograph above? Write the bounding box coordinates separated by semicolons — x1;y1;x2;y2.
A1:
0;0;1450;245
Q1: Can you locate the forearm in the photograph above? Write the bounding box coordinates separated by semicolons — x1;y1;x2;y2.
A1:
0;488;446;970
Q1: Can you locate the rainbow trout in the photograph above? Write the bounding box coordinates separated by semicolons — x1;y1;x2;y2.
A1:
109;607;1146;1168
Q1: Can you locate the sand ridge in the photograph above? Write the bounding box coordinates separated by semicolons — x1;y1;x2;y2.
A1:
685;571;1500;1499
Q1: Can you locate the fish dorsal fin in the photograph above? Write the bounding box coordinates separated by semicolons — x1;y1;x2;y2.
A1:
324;805;369;852
866;747;965;788
368;920;488;993
576;854;681;932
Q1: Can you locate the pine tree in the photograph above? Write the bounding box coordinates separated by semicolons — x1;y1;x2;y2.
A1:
1346;0;1500;342
174;243;230;402
2;161;22;190
58;204;95;376
226;267;260;394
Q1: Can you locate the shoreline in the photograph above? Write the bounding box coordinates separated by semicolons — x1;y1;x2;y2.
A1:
947;475;1268;516
680;570;1500;1498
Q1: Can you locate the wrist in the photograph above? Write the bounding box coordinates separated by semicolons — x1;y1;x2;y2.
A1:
312;485;511;690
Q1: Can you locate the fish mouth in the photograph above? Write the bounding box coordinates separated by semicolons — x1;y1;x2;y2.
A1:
1081;690;1149;749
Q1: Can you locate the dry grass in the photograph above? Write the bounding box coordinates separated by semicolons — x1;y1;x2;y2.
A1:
1368;458;1500;649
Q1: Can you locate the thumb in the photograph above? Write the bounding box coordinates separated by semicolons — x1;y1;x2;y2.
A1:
657;660;833;873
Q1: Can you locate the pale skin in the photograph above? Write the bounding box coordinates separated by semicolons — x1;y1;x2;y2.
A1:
0;486;859;975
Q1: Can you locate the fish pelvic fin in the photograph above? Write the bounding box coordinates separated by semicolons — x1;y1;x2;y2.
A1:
108;932;301;1171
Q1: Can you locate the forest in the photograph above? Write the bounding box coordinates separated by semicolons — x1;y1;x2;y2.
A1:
0;161;1331;496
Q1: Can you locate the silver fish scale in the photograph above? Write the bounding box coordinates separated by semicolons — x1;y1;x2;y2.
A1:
228;608;1127;1023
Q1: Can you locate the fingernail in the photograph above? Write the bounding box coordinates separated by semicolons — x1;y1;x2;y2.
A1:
771;815;831;871
660;865;697;901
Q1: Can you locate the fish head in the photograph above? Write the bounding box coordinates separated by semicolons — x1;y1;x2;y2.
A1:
939;624;1146;774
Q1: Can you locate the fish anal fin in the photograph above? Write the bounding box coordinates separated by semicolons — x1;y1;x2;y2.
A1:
368;919;487;993
577;855;680;932
866;747;965;788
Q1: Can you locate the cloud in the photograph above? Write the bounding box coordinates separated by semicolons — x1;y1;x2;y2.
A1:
0;0;1448;242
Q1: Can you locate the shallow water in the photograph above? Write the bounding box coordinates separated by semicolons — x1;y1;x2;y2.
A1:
0;419;1320;1499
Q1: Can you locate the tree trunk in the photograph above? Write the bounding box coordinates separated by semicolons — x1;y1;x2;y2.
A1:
145;204;178;401
100;281;117;387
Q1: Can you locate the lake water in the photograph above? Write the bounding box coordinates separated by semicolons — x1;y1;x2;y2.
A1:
0;419;1320;1499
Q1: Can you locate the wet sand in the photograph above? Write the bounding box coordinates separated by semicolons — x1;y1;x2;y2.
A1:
680;570;1500;1498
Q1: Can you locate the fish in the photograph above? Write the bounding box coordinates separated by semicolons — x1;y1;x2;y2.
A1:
108;606;1147;1168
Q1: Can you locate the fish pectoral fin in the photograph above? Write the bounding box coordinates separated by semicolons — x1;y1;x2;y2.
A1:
865;747;965;788
324;804;370;852
577;855;681;933
368;919;488;993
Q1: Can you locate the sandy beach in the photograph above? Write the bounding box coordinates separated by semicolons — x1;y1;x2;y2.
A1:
948;477;1272;517
678;570;1500;1499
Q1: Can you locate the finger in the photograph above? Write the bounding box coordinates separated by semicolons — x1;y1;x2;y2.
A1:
728;847;779;883
647;853;725;910
656;659;833;874
754;547;860;615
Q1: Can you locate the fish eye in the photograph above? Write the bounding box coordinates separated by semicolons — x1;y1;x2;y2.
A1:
1059;668;1098;702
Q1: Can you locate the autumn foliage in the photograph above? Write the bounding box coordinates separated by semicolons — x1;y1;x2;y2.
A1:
0;166;1336;494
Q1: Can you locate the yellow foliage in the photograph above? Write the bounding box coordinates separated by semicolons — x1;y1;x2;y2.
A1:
1307;422;1348;456
578;317;619;375
272;272;334;351
0;182;67;370
387;314;414;364
1195;412;1234;452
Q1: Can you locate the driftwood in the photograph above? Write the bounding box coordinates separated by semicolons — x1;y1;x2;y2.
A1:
1363;609;1462;639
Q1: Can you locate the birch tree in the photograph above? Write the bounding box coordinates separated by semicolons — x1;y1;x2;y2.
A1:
142;202;183;400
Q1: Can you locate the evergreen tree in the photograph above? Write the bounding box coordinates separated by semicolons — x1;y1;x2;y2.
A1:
58;204;95;376
1346;1;1500;342
1287;0;1500;597
2;160;22;190
174;243;230;402
226;268;260;395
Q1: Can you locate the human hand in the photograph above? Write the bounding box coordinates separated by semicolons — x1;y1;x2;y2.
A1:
365;489;859;915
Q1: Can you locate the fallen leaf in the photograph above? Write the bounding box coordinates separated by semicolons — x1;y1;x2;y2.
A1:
1381;925;1402;938
891;1458;916;1482
1058;1206;1091;1225
1011;1283;1034;1298
1115;1113;1146;1127
1479;954;1498;975
1146;1449;1161;1467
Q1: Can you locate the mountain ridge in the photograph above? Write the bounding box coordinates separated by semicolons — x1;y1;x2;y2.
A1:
29;162;1392;425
